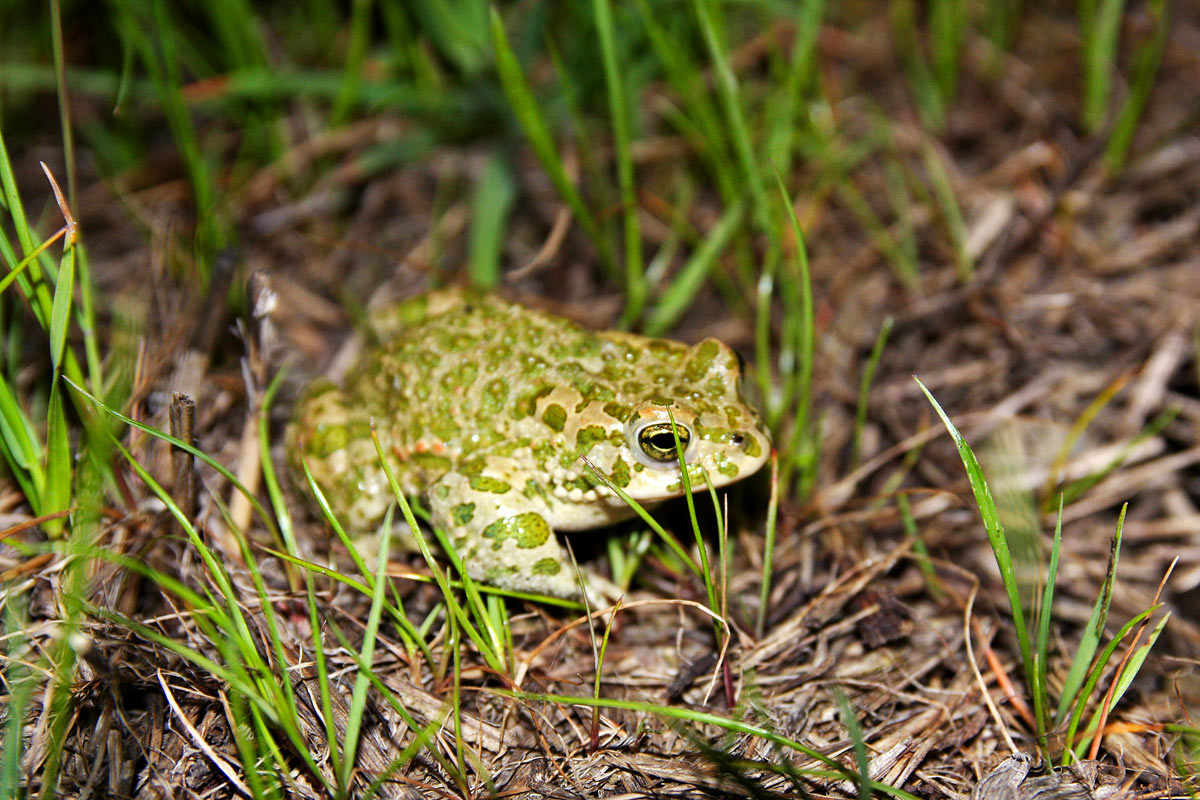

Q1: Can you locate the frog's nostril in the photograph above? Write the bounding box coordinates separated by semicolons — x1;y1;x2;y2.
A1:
730;433;745;445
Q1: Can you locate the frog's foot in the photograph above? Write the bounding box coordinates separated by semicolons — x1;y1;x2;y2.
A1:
427;471;608;601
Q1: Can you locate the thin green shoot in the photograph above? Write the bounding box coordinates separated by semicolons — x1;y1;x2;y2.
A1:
331;0;373;125
1032;497;1064;752
1103;0;1167;171
337;499;396;791
921;139;972;281
773;168;817;496
852;316;893;466
589;0;645;323
692;0;770;234
834;687;872;800
467;152;516;289
591;596;623;750
667;409;721;632
1055;505;1125;725
489;8;609;265
1060;603;1158;760
644;200;744;336
1080;0;1130;134
897;491;944;600
918;379;1037;738
755;452;779;640
579;456;700;575
369;423;508;674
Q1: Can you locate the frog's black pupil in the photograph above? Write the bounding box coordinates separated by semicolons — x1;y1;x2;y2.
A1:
649;432;676;451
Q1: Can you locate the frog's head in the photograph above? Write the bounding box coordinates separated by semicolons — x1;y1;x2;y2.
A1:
574;337;770;505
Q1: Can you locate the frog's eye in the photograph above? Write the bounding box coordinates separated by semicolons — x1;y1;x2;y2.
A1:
633;421;692;467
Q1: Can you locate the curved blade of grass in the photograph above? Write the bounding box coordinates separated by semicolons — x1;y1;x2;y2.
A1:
1075;611;1170;760
467;151;515;289
1055;504;1125;725
489;8;607;262
580;456;699;575
645;200;744;336
693;0;769;233
917;378;1035;721
1061;602;1157;760
590;0;645;321
1033;496;1064;750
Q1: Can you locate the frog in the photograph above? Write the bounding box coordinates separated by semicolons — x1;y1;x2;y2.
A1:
288;288;770;599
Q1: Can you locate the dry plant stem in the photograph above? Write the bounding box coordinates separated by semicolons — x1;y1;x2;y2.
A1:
1086;556;1177;761
228;401;261;539
964;581;1020;755
156;670;252;798
169;393;196;527
976;619;1036;730
1;509;72;542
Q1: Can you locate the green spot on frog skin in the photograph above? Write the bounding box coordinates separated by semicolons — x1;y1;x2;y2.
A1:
609;457;631;488
574;425;607;455
411;452;453;473
714;453;739;478
684;339;720;382
452;502;475;525
531;557;562;576
469;475;511;494
542;403;567;432
482;512;550;549
739;432;762;458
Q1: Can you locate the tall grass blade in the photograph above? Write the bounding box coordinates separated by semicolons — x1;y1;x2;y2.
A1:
590;0;645;322
645;200;743;335
1075;611;1170;759
468;152;516;288
1055;505;1124;724
1081;0;1129;134
917;379;1036;712
1032;497;1064;747
693;0;770;232
1104;0;1167;171
489;8;607;262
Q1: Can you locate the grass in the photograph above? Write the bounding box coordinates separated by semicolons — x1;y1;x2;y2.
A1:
0;0;1189;796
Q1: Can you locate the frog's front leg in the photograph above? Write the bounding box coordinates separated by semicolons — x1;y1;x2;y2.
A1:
426;468;586;599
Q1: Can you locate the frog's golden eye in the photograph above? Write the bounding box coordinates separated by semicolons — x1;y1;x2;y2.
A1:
636;422;691;464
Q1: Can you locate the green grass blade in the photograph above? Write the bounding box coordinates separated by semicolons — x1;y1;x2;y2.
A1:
852;316;892;465
921;139;972;281
1060;602;1159;759
47;229;75;374
1074;611;1170;760
1033;497;1064;746
835;688;872;800
489;8;608;263
467;151;516;289
43;381;71;537
1055;504;1125;724
693;0;770;232
1081;0;1129;134
331;0;374;125
590;0;645;321
917;379;1036;713
645;200;744;335
1104;0;1167;171
774;169;817;496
